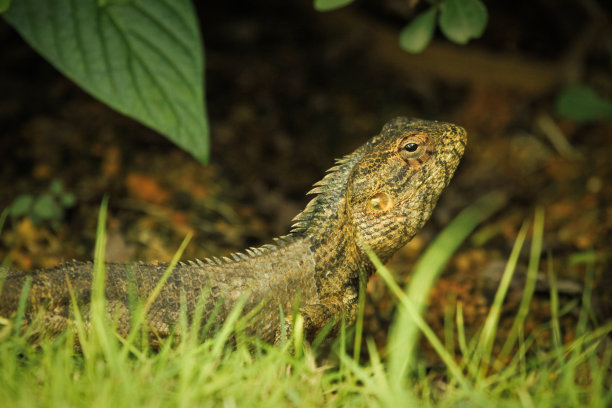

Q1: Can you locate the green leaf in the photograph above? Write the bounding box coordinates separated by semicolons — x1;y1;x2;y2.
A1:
313;0;355;12
399;8;437;54
49;179;64;195
3;0;209;163
61;192;77;208
0;0;11;14
32;194;62;221
9;194;33;218
556;85;612;124
439;0;487;44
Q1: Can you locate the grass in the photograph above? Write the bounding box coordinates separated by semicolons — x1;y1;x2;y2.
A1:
0;197;610;407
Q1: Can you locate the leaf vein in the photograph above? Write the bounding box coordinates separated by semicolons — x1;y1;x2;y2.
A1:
126;29;198;99
131;0;197;63
69;0;91;77
105;9;156;121
96;10;118;95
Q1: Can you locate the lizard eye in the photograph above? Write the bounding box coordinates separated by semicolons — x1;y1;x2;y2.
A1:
398;133;431;163
404;143;419;152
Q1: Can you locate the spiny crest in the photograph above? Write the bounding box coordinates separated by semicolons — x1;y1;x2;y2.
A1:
290;144;369;234
186;235;298;268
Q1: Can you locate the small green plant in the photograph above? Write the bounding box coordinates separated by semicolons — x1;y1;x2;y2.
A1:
556;84;612;124
313;0;355;11
401;0;488;53
8;179;76;230
315;0;488;53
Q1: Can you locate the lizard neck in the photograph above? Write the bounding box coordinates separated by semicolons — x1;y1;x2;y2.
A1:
289;144;374;298
302;219;371;299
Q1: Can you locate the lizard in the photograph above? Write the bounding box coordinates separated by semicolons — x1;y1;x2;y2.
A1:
0;117;467;346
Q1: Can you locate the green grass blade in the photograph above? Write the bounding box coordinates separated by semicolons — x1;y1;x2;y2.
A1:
576;254;596;337
444;295;456;356
456;301;468;357
278;301;286;348
145;234;192;312
0;209;11;282
11;276;31;339
89;195;127;376
371;252;471;390
547;251;562;350
210;293;249;360
292;314;305;358
183;286;214;350
352;267;367;361
593;343;612;407
366;337;388;392
66;274;91;357
388;191;506;385
499;207;544;359
0;208;7;237
475;219;529;378
120;232;192;357
338;317;347;383
312;316;337;350
90;196;109;342
562;259;597;407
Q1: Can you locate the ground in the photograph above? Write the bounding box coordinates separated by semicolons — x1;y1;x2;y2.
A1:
0;0;610;365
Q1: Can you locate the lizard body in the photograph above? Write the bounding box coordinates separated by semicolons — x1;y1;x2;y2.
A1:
0;117;466;345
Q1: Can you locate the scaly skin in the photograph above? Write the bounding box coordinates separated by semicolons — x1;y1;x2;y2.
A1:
0;117;466;346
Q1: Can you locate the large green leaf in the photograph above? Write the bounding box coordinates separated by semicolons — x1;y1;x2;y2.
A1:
3;0;209;163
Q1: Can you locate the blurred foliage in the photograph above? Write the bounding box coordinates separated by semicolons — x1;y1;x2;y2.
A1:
8;180;76;231
399;7;437;54
315;0;487;53
438;0;487;44
0;0;10;13
401;0;487;52
556;85;612;124
314;0;354;12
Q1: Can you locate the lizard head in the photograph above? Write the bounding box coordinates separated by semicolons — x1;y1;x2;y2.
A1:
291;117;466;266
346;117;467;262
